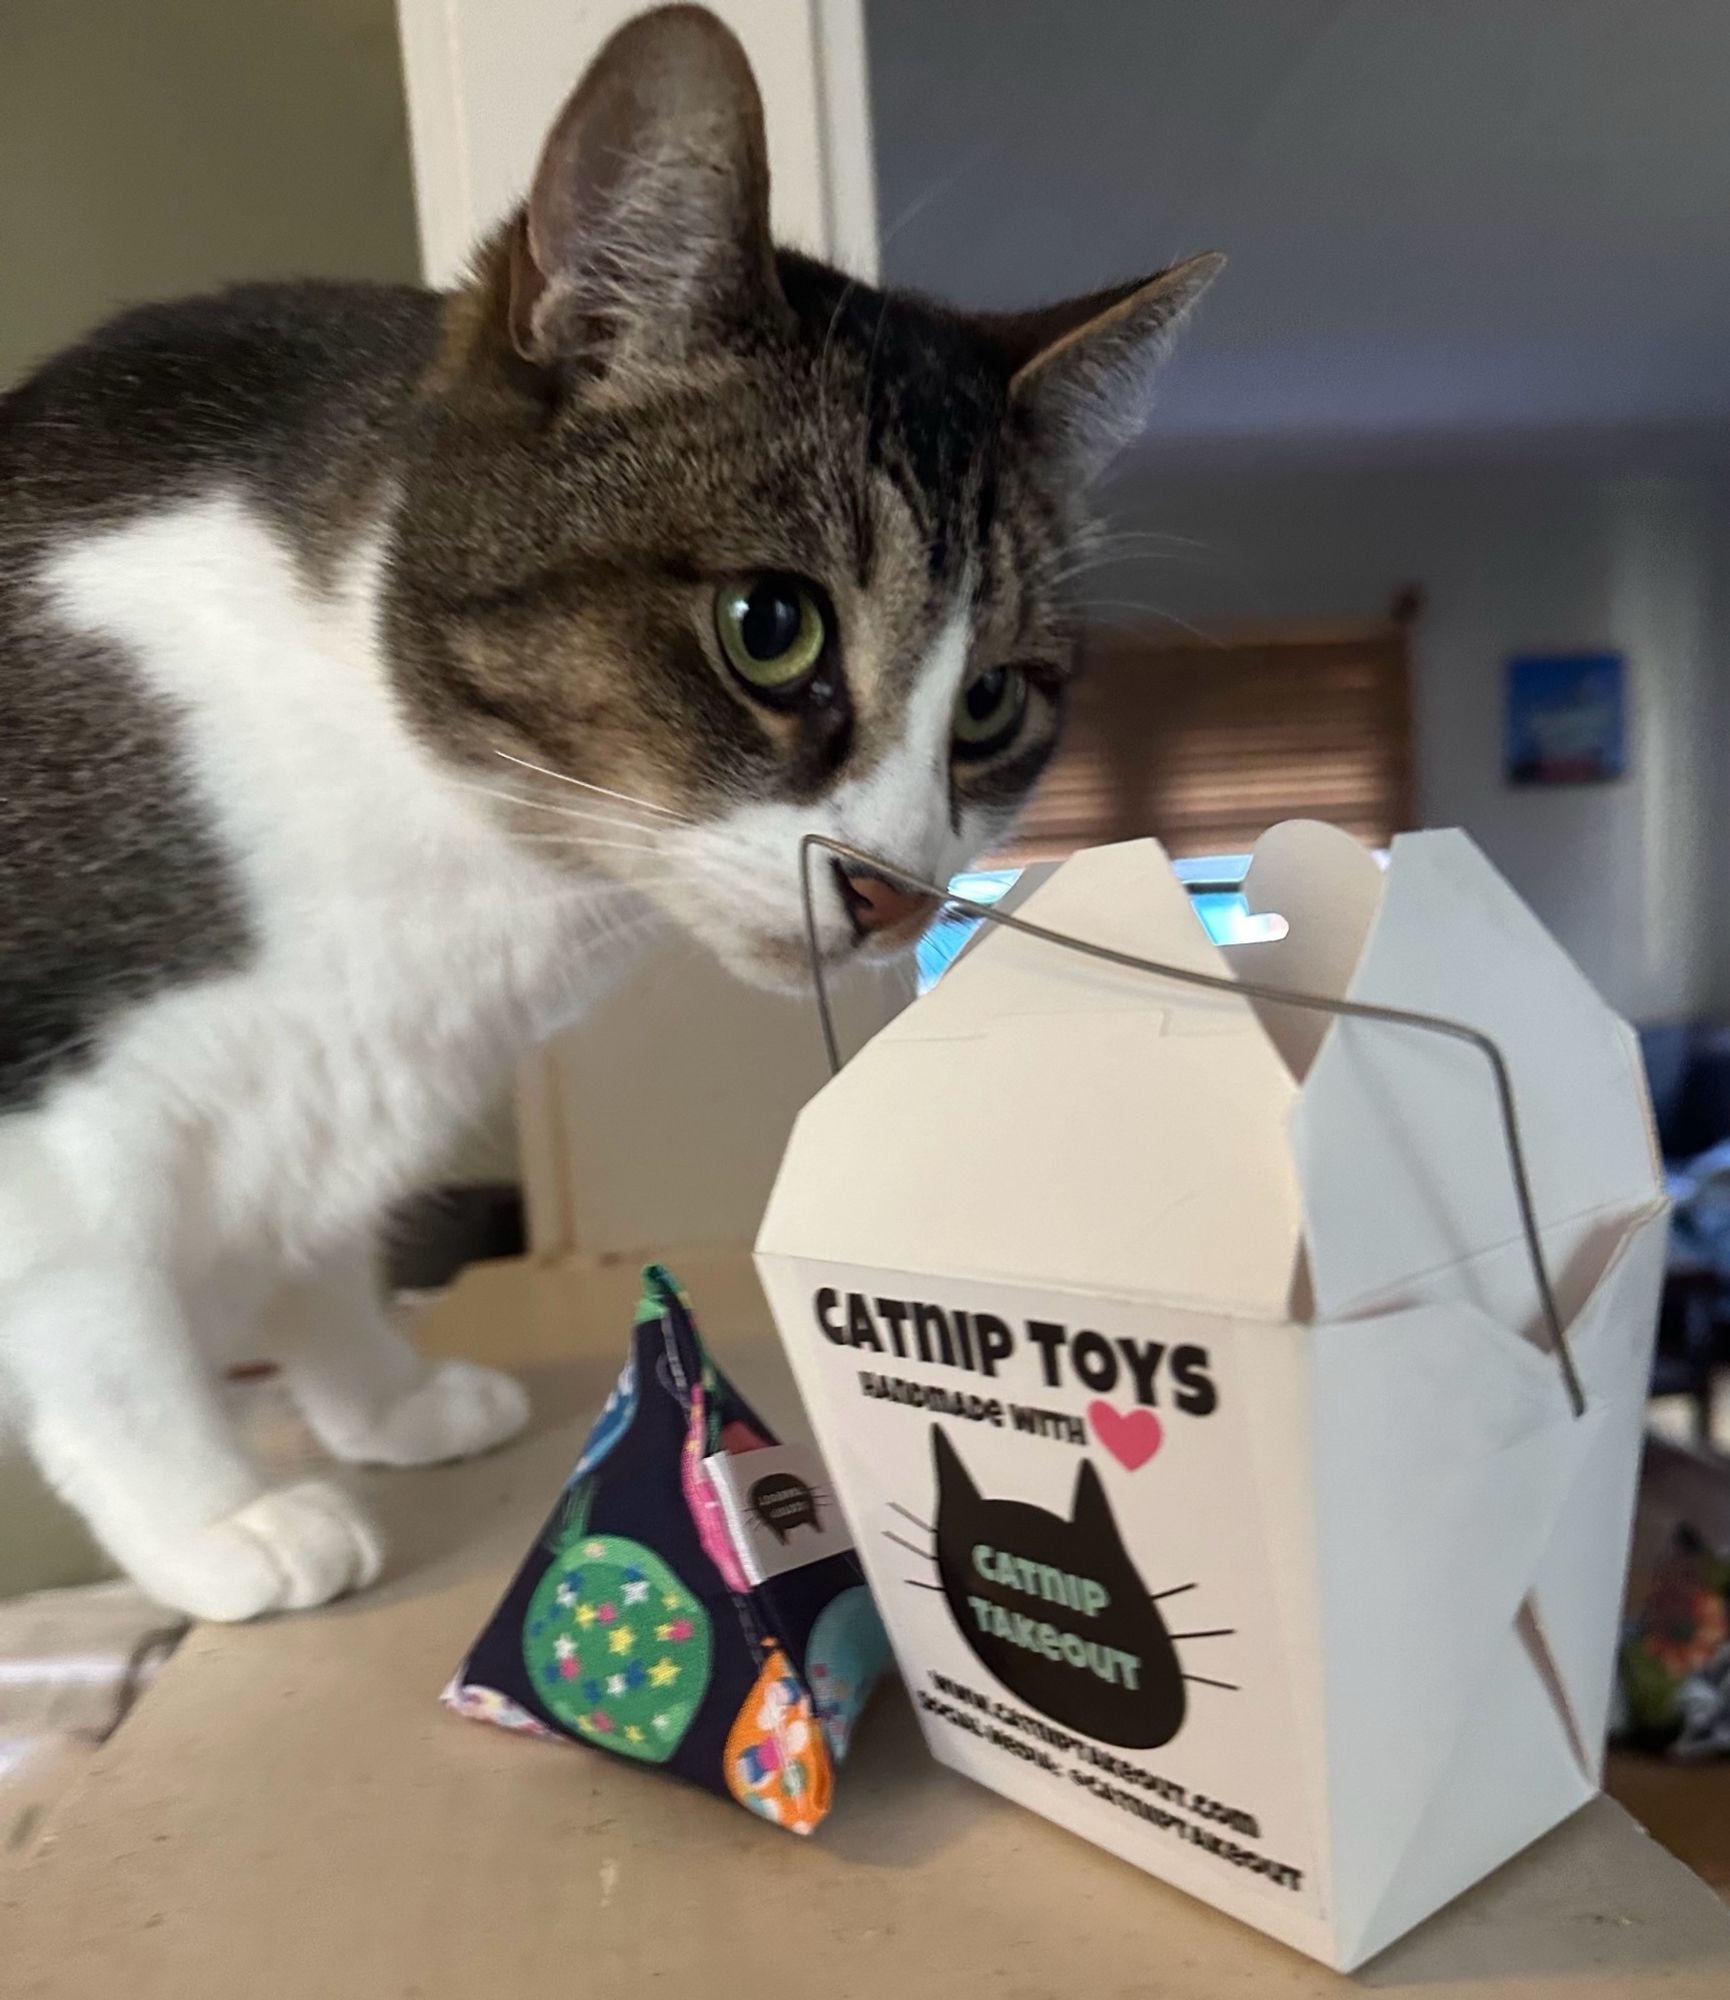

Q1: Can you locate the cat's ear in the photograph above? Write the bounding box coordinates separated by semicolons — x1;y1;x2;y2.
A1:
507;5;785;375
932;1424;979;1505
980;254;1224;483
1069;1458;1117;1541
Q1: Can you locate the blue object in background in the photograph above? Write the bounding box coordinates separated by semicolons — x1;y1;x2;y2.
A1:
914;868;1018;992
1505;652;1627;785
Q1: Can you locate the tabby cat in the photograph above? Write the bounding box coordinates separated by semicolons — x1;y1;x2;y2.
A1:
0;5;1218;1617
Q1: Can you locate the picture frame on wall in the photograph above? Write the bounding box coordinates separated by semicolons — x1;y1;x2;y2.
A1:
1504;651;1627;786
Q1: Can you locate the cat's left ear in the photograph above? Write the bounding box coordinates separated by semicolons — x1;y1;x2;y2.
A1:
981;254;1224;483
507;5;787;376
1069;1458;1117;1540
932;1424;980;1506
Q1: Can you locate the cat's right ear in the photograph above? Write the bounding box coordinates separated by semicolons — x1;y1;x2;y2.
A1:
980;254;1224;484
505;5;786;378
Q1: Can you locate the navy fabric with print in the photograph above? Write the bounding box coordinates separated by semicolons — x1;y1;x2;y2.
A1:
444;1265;890;1833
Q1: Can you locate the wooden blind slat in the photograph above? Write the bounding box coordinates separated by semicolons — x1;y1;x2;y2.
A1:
995;617;1415;865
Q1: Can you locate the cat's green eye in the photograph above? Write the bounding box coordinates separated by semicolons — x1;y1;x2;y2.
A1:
715;574;829;695
952;666;1029;760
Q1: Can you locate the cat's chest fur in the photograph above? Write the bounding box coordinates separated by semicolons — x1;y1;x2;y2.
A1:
31;490;633;1265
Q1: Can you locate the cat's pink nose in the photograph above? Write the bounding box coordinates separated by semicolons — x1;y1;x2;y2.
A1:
837;867;939;942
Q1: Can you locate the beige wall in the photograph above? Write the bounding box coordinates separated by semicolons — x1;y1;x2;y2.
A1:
0;0;419;388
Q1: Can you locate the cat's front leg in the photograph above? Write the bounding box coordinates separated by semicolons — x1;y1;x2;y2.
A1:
6;1260;382;1620
266;1240;529;1469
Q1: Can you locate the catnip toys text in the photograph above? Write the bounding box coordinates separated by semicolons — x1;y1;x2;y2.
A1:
812;1289;1217;1416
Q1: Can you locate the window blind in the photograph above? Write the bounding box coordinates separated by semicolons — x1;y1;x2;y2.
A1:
999;614;1417;865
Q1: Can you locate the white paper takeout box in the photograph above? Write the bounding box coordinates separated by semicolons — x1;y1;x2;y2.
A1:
754;822;1667;1972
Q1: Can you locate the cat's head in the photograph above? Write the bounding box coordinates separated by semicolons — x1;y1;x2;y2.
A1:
389;5;1219;988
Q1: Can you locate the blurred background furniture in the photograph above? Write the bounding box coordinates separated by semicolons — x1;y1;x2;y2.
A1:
1642;1024;1730;1444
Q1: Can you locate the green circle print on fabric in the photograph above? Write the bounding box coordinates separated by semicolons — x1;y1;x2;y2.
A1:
524;1534;713;1763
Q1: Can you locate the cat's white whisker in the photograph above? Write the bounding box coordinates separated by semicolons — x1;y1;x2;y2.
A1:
880;139;1003;249
506;836;688;868
1070;526;1216;554
511;828;669;848
1082;601;1224;647
1035;530;1223;589
490;749;694;823
1043;552;1198;586
449;780;675;836
520;818;673;847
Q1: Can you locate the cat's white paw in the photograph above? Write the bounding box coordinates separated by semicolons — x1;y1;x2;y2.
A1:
322;1359;530;1469
134;1481;385;1622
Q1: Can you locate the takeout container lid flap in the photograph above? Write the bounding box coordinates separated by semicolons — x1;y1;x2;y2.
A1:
757;824;1661;1323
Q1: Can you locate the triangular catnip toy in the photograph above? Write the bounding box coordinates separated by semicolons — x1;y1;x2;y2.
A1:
443;1265;890;1833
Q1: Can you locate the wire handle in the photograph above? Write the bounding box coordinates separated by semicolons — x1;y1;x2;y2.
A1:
798;833;1584;1419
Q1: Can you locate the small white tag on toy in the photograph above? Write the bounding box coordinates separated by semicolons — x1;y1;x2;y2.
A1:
702;1443;853;1585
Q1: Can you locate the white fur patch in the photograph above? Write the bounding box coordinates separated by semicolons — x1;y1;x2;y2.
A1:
0;491;617;1616
20;490;637;1271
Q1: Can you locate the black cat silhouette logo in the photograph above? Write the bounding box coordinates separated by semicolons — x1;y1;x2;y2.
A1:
749;1470;821;1543
895;1426;1235;1749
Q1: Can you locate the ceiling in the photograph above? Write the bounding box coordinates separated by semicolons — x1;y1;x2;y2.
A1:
866;0;1730;449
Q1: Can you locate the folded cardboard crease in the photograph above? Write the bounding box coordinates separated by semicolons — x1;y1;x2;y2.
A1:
756;820;1666;1971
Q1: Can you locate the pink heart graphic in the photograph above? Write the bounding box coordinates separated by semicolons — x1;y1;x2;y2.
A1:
1087;1401;1163;1472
